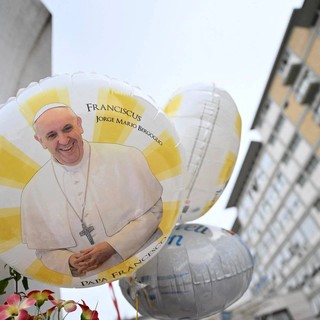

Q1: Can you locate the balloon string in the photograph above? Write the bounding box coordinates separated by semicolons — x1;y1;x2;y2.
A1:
135;294;139;320
108;282;121;320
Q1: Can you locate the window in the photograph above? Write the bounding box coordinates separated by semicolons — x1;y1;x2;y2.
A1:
279;49;302;86
247;225;260;242
269;115;285;145
240;231;249;244
287;276;298;292
257;308;294;320
274;114;285;133
262;231;273;249
305;154;319;175
313;102;320;125
256;100;270;128
273;171;287;193
260;151;273;172
312;92;320;125
289;229;307;257
259;198;273;220
256;241;268;258
253;213;263;230
278;207;292;228
254;167;268;190
295;268;307;288
281;151;290;164
306;252;320;277
311;292;320;316
281;134;301;164
268;133;276;144
238;206;249;224
297;173;307;186
286;191;302;220
270;219;284;238
281;244;292;265
288;133;300;153
266;186;279;205
301;215;319;246
242;193;254;211
295;68;320;104
274;254;283;272
279;50;290;73
282;133;300;164
277;192;302;227
297;154;319;186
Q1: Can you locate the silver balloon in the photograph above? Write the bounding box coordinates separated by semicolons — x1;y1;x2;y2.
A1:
120;223;254;320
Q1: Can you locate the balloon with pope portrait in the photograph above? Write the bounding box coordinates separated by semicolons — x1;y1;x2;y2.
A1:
0;73;185;288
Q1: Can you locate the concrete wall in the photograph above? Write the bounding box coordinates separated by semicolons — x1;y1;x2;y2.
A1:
0;0;52;104
0;0;53;303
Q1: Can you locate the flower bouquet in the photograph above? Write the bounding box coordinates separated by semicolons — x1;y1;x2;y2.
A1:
0;266;99;320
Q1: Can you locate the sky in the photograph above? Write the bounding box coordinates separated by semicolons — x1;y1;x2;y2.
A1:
39;0;304;318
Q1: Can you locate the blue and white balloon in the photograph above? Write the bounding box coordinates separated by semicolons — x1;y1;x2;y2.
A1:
120;223;254;320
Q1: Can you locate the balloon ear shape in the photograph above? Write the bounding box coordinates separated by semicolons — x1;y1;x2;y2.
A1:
120;223;254;320
163;83;241;222
0;72;185;288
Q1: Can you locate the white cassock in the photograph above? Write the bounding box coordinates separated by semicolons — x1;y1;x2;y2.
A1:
21;141;163;276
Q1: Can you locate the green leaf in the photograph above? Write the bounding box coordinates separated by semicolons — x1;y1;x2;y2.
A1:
14;273;21;282
9;266;15;276
0;278;9;295
22;276;29;291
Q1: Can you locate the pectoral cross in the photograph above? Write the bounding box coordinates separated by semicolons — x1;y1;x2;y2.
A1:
79;222;95;245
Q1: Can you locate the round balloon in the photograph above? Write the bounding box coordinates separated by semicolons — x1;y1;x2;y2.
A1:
0;72;185;288
120;223;254;320
163;83;241;222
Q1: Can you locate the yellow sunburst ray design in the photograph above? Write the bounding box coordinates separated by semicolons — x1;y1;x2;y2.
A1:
18;88;70;126
235;113;242;138
0;208;21;253
94;89;146;143
143;132;182;181
217;151;237;184
160;201;181;233
25;259;72;287
163;94;182;117
217;151;236;185
0;136;40;189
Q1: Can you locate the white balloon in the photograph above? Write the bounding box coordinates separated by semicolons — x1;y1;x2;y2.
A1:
163;83;241;222
120;223;254;320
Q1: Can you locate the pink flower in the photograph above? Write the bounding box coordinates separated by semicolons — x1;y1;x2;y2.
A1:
40;305;56;319
0;293;36;320
62;300;77;313
27;290;54;308
78;300;99;320
47;295;64;308
0;289;100;319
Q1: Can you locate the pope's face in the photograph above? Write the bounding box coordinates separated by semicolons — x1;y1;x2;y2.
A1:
34;107;84;166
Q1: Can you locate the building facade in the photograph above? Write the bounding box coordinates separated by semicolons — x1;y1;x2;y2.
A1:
0;0;51;103
226;0;320;319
